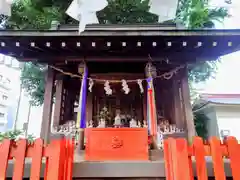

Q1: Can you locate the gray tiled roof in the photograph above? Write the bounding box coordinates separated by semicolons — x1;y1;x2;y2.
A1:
201;94;240;105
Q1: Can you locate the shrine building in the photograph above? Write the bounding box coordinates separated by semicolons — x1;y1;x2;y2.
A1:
0;23;239;178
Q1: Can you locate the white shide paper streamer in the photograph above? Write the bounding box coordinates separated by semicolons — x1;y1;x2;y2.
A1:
66;0;108;34
0;0;13;16
149;0;178;22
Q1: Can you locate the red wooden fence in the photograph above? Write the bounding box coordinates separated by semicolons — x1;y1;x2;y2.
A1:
0;138;74;180
164;136;240;180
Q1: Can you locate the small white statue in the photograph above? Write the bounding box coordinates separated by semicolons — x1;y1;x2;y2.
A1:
59;126;64;133
164;119;170;126
98;118;106;128
88;120;94;128
164;126;170;133
169;124;176;132
69;126;73;134
52;126;59;134
114;114;122;126
64;125;69;133
157;131;164;150
143;120;148;128
130;118;138;128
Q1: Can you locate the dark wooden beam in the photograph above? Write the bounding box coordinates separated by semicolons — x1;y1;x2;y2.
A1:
1;25;240;62
40;67;55;143
12;51;221;63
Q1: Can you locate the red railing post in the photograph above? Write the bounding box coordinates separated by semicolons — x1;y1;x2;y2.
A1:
0;137;74;180
0;139;11;179
165;136;240;180
164;138;191;180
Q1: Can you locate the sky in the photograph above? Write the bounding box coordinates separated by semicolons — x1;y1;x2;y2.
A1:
196;0;240;94
200;53;240;93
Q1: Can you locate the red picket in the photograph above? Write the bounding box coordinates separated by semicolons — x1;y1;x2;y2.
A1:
225;136;240;180
0;138;74;180
209;137;226;180
11;139;27;180
193;137;208;180
0;139;11;179
164;136;240;180
30;138;43;180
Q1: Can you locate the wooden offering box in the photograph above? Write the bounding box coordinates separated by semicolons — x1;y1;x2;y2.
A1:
85;128;148;161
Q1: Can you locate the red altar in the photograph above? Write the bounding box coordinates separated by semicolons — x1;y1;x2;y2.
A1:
85;128;148;161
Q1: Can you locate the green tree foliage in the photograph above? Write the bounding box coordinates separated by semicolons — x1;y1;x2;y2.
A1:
0;130;35;144
192;102;210;139
188;60;219;83
193;112;208;139
20;62;45;106
1;0;74;29
1;0;228;105
97;0;158;24
177;0;229;28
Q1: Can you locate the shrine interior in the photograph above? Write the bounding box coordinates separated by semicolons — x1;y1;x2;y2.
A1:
53;60;185;134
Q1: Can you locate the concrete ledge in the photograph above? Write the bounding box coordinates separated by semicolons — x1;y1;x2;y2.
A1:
6;158;232;178
163;132;187;139
71;158;232;178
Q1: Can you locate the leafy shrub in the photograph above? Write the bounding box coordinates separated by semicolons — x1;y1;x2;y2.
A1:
0;130;35;144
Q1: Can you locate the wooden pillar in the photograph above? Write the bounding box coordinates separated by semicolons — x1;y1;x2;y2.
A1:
143;91;147;122
78;90;85;150
64;87;76;121
136;94;143;125
172;77;185;129
40;67;55;143
86;92;93;126
161;80;173;123
53;75;64;127
180;68;196;142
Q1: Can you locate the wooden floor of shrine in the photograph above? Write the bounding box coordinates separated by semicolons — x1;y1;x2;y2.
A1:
6;150;233;179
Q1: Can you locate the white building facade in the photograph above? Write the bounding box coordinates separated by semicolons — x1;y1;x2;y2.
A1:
0;55;21;132
0;54;43;137
198;94;240;140
0;73;11;131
